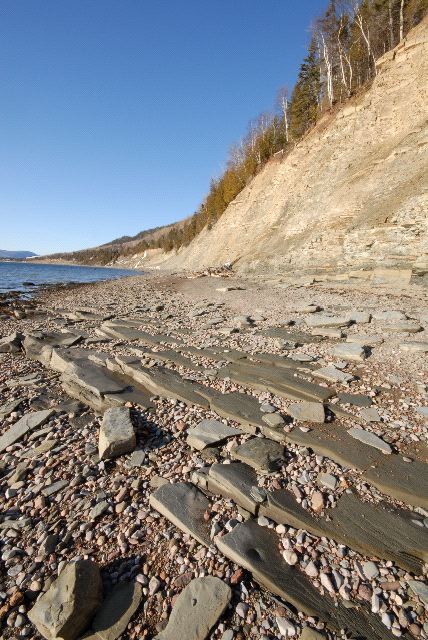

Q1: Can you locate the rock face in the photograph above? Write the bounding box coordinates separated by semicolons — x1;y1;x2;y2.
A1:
131;17;428;275
28;560;102;640
98;407;136;460
155;577;231;640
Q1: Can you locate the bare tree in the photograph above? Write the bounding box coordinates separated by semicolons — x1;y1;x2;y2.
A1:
276;86;290;143
337;12;353;96
319;32;335;106
399;0;405;40
353;2;377;77
388;0;395;47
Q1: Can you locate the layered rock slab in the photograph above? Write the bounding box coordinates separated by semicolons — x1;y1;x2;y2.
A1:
216;520;404;639
187;419;240;450
260;490;427;574
155;576;231;640
193;462;259;515
286;424;428;509
150;482;211;546
218;361;334;403
113;356;210;408
0;409;54;454
230;437;285;472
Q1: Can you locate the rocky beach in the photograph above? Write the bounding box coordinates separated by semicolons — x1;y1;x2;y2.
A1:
0;270;427;640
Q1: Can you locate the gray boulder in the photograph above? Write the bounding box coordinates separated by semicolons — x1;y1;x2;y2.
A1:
28;560;102;640
99;407;136;460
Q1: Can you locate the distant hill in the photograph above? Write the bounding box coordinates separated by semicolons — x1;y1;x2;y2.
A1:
0;250;37;259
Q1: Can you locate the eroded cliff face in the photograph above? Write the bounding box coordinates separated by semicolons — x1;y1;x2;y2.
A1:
127;18;428;276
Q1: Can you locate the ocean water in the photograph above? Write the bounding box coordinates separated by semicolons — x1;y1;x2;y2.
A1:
0;261;141;295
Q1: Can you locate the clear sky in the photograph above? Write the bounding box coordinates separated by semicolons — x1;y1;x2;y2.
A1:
1;0;326;254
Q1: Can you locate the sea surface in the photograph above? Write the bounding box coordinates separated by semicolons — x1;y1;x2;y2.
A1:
0;261;141;295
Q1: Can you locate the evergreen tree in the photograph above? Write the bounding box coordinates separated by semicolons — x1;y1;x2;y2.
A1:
289;37;321;139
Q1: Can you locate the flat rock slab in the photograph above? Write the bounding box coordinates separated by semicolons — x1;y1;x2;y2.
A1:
261;490;427;574
187;419;240;450
99;407;136;460
138;349;202;369
63;361;128;399
305;315;352;328
364;455;428;510
347;427;391;454
286;424;428;510
0;397;24;419
400;341;428;353
216;520;398;639
338;392;372;408
312;327;344;338
28;559;102;640
332;343;368;362
203;462;259;514
220;361;334;404
150;482;211;546
155;577;231;640
231;438;285;472
313;365;353;384
261;328;324;344
346;335;384;346
289;401;325;423
114;357;210;408
382;322;422;333
0;409;54;453
86;580;143;640
100;323;183;345
203;390;265;433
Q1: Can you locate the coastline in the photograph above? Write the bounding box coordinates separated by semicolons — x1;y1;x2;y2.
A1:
0;271;427;638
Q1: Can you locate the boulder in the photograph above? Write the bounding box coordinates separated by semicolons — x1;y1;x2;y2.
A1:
99;407;136;460
28;560;102;640
155;577;231;640
0;332;23;353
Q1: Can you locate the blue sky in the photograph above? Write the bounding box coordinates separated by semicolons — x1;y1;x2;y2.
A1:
1;0;326;254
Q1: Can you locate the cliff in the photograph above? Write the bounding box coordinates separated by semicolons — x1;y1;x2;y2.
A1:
130;18;428;276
